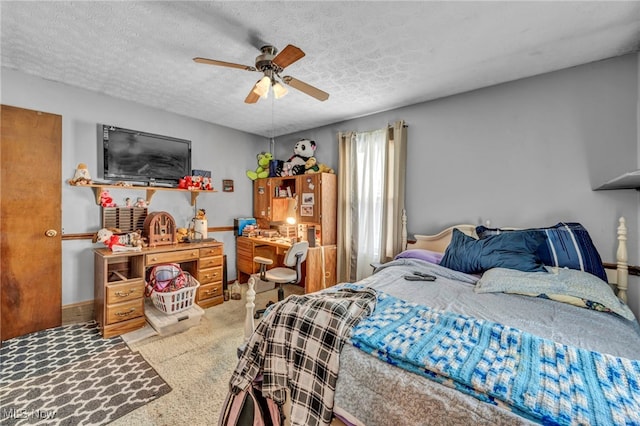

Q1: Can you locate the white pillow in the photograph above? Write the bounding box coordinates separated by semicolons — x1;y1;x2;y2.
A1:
476;267;635;321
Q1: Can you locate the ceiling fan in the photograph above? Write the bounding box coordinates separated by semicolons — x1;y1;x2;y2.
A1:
194;44;329;104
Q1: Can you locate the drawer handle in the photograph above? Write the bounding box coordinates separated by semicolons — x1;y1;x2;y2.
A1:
114;290;135;297
115;308;136;317
150;257;158;262
205;287;218;296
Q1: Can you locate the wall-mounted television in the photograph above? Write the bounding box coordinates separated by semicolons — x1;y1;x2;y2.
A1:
98;124;192;186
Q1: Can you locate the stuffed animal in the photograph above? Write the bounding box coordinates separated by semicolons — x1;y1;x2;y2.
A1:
304;156;335;174
247;152;273;180
176;227;189;242
134;197;148;208
68;163;92;185
178;176;193;189
191;176;202;190
100;190;117;207
304;157;320;174
276;139;316;176
93;228;144;252
202;176;213;190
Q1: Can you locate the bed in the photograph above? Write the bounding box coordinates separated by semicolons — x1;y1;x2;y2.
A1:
235;217;639;426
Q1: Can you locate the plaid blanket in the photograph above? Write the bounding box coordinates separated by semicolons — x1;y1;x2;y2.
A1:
350;288;640;425
230;287;377;426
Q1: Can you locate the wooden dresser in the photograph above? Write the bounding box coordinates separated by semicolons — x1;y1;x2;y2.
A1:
94;241;224;338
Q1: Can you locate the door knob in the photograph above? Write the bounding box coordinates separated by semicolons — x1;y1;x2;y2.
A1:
45;229;57;237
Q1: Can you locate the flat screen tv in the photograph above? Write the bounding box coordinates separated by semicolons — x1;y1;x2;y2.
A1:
98;124;192;186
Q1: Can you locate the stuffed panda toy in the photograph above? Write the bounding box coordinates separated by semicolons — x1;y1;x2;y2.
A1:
276;139;317;176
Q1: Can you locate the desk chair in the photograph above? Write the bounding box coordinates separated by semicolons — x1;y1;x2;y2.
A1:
253;241;309;319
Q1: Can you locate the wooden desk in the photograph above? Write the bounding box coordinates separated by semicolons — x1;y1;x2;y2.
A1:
236;236;292;284
236;236;337;294
94;241;224;338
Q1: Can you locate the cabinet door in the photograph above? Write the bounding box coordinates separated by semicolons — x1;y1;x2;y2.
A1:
298;174;322;225
305;245;337;294
253;178;271;222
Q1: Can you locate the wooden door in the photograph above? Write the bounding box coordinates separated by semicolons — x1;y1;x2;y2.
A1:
1;105;62;341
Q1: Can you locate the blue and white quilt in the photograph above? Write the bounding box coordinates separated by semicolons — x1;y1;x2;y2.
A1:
348;286;640;426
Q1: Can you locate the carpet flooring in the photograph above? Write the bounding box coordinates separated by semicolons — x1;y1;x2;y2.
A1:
0;322;171;425
110;284;304;426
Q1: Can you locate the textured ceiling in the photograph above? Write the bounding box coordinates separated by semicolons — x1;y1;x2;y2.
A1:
2;1;640;137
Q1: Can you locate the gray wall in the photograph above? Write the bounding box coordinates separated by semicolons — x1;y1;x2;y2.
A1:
2;53;639;317
2;68;266;305
281;54;640;316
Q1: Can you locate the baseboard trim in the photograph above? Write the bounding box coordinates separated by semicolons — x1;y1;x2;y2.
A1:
62;300;94;325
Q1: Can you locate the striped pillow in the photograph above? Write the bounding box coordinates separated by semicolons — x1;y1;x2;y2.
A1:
476;222;607;282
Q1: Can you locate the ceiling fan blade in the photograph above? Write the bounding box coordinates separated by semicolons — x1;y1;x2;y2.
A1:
272;45;305;69
244;83;261;104
193;57;256;72
282;76;329;101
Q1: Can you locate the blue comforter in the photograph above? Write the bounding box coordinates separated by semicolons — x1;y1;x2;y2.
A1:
349;287;640;426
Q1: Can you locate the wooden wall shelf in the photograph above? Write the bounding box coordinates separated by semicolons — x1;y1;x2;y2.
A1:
71;183;216;206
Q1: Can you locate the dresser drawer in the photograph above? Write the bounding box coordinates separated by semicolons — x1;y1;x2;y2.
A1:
146;249;199;266
198;282;223;300
198;266;223;284
200;256;223;269
199;246;223;258
106;280;145;304
106;299;144;325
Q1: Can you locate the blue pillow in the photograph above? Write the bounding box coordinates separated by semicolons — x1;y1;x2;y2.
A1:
440;229;546;274
475;223;608;282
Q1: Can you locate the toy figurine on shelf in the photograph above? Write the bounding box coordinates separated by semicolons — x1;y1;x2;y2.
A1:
67;163;93;185
100;190;117;207
191;209;207;240
93;228;144;252
134;197;148;208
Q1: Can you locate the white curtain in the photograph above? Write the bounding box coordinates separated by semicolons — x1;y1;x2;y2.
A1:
337;120;407;282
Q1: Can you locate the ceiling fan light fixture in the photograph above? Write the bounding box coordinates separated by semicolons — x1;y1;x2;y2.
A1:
272;81;288;99
194;44;329;103
253;76;271;98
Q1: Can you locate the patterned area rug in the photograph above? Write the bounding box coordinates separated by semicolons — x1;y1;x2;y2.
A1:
0;322;171;425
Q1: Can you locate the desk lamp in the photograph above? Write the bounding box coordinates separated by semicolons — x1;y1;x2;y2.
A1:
286;196;297;225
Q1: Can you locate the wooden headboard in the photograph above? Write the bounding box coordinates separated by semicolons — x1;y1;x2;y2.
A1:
408;224;477;253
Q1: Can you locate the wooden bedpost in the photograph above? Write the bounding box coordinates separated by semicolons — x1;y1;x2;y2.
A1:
244;277;256;341
616;217;629;303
